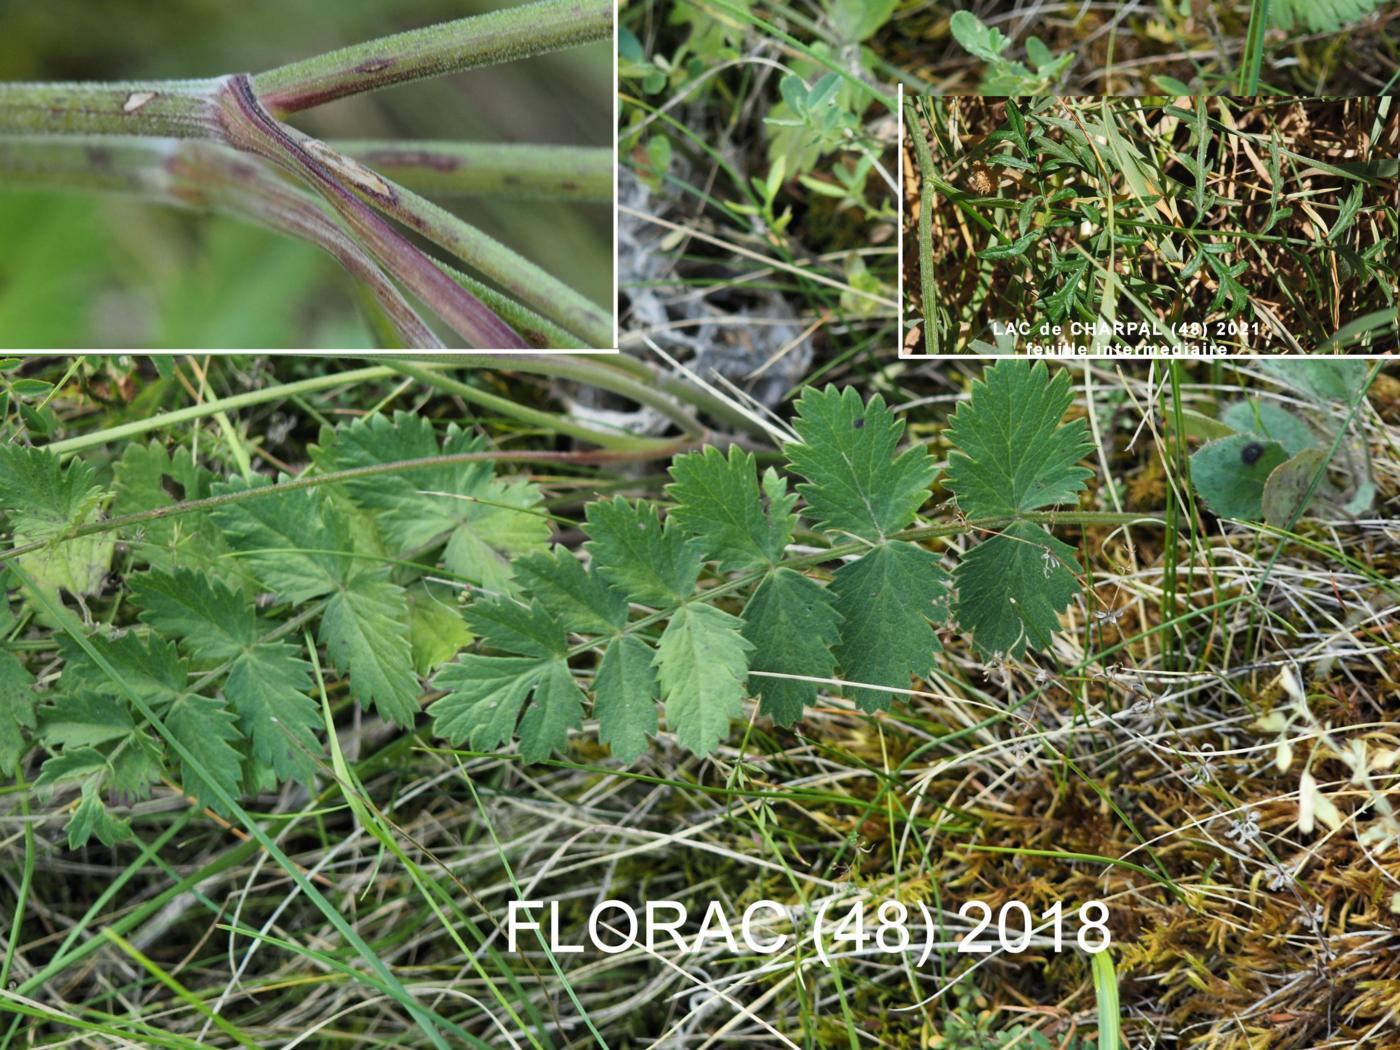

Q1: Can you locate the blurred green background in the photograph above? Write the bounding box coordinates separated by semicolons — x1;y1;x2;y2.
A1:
0;0;612;348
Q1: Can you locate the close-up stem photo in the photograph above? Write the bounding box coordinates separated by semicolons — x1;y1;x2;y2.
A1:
0;1;614;350
902;95;1400;356
1;353;1398;1047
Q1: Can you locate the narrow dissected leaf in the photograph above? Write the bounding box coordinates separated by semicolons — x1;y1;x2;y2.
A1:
320;571;419;726
786;385;936;541
954;519;1082;658
741;567;842;725
212;475;349;602
585;497;702;605
316;411;549;591
67;781;133;849
829;541;948;712
0;649;37;775
1191;435;1289;520
518;658;584;763
0;444;114;597
514;547;627;635
666;445;796;570
463;595;568;658
944;359;1093;519
34;745;110;790
593;635;658;763
655;602;752;756
430;654;542;751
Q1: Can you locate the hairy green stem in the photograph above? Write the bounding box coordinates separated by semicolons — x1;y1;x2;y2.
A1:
250;0;613;115
0;445;695;566
0;77;224;138
334;141;613;200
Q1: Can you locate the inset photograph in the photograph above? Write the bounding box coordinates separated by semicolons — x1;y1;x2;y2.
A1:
0;0;614;350
902;95;1400;356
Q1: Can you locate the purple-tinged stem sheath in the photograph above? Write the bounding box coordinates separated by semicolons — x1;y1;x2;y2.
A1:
250;0;613;116
217;73;526;350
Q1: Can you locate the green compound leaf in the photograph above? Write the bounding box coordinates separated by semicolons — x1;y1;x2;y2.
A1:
666;445;796;571
829;541;948;712
111;441;223;572
944;360;1093;519
317;411;549;592
0;650;37;776
514;547;627;635
67;782;133;850
211;475;350;602
166;693;243;816
131;569;320;784
430;651;580;762
593;635;658;763
585;497;702;605
463;595;568;659
517;659;584;764
1269;0;1384;32
320;571;419;727
954;519;1081;658
786;385;936;542
431;654;542;751
1190;435;1289;521
655;602;752;757
741;568;842;725
0;444;113;598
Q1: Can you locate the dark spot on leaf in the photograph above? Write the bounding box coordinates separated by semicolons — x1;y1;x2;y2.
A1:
86;146;113;170
1240;441;1264;466
560;180;579;191
853;418;865;429
160;474;186;501
360;149;458;172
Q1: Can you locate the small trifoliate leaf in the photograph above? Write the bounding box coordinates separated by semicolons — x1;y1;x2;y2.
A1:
741;568;842;725
655;603;752;756
954;519;1081;658
829;542;948;712
666;445;796;570
944;360;1093;519
593;635;658;763
0;445;113;598
585;498;702;605
514;547;627;635
320;571;419;726
212;476;349;602
1221;400;1317;458
431;654;541;750
786;386;936;542
1190;435;1288;520
463;596;568;658
0;650;37;775
166;693;243;815
518;659;584;763
949;10;1009;62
